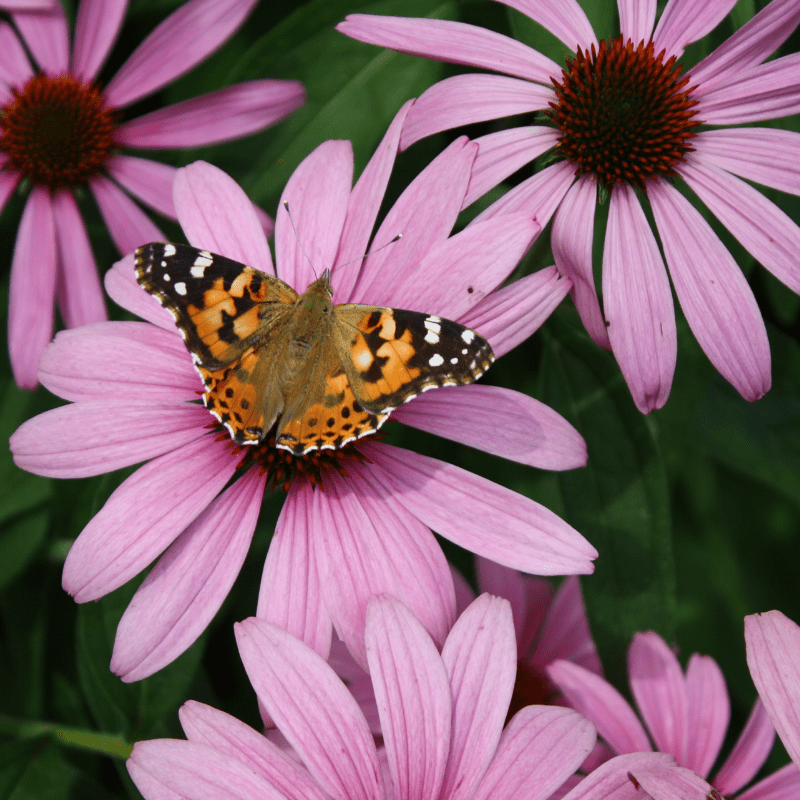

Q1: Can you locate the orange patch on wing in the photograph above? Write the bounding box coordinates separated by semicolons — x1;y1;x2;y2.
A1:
200;349;264;441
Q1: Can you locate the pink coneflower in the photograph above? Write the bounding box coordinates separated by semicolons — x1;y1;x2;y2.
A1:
746;610;800;773
10;105;596;681
338;0;800;412
128;593;685;800
0;0;305;389
549;629;800;798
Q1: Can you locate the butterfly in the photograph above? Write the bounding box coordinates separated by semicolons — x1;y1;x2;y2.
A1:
135;243;494;456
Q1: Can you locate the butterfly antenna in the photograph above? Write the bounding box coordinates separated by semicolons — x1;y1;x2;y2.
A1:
332;233;403;274
283;201;318;279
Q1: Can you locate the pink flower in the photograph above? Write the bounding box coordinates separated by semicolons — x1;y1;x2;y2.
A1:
745;610;800;773
338;0;800;412
10;104;596;682
549;629;800;799
0;0;305;389
128;593;679;800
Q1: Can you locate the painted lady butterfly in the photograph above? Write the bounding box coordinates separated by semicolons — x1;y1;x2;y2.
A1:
135;243;494;455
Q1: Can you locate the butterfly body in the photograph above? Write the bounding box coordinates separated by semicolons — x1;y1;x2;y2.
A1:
135;243;494;455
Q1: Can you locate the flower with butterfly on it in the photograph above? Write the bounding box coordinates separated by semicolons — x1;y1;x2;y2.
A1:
0;0;304;389
11;102;596;681
338;0;800;413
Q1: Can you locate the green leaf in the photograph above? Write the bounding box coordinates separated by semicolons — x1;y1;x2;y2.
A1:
0;512;48;592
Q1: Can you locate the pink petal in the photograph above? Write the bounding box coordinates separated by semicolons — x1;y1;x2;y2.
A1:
62;435;238;602
337;15;559;84
737;762;800;800
399;74;554;150
173;161;273;273
648;178;770;402
8;187;57;390
90;176;164;255
364;441;598;575
632;764;713;800
602;184;676;413
679;159;800;295
312;465;456;669
104;255;178;330
117;80;305;148
350;138;476;305
71;0;126;81
366;595;451;800
461;267;572;357
618;0;656;48
111;469;266;682
548;660;652;755
235;618;384;800
652;0;737;61
0;21;33;87
451;565;477;615
682;655;729;777
713;700;775;795
275;139;353;290
491;0;597;52
440;595;517;800
464;126;560;209
52;189;107;329
104;0;258;108
562;753;677;800
12;5;68;73
10;400;210;478
745;610;800;770
393;384;586;470
693;128;800;195
472;706;596;800
107;155;178;220
256;483;332;661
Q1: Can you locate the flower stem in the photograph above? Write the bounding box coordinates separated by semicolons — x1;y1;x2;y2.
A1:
0;715;132;758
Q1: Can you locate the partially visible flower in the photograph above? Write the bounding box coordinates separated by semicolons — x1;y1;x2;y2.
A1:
128;593;681;800
549;630;800;798
11;104;595;682
338;0;800;412
1;0;304;388
746;610;800;773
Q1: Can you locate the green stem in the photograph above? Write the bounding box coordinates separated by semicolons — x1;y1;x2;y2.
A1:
0;715;132;759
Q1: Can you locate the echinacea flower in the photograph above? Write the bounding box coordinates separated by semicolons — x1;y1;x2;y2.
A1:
128;593;684;800
338;0;800;412
549;629;800;798
745;610;800;772
10;103;596;682
1;0;305;389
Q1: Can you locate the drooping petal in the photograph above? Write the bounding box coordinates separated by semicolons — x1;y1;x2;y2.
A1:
561;753;677;800
683;655;729;778
104;255;178;331
602;184;676;413
52;189;107;329
490;0;597;52
618;0;656;50
440;595;516;800
104;0;258;108
736;762;800;800
71;0;127;82
90;176;164;255
364;442;597;576
8;187;57;390
117;80;305;148
62;436;238;602
235;618;384;800
12;4;69;73
648;178;770;402
0;21;34;88
393;385;586;470
275;139;353;290
652;0;737;62
745;610;800;770
173;161;273;273
366;595;451;800
552;176;609;349
256;482;332;661
107;156;178;220
631;764;713;800
111;469;265;681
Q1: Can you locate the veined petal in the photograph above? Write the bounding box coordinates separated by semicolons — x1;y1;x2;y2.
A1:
12;5;69;73
117;80;305;148
256;483;332;661
337;15;559;84
366;595;451;800
683;655;729;777
440;595;516;800
618;0;656;50
400;74;553;150
393;384;586;470
562;753;677;800
602;184;676;413
633;765;713;800
108;156;178;220
653;0;737;62
62;435;238;602
235;618;384;800
71;0;126;82
105;256;178;331
490;0;597;52
0;21;33;87
745;611;800;770
174;161;273;274
648;178;770;402
104;0;258;108
552;176;610;349
736;762;800;800
111;469;266;682
713;700;774;796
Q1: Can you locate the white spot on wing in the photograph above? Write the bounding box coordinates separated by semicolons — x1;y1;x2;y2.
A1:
175;282;187;296
163;273;171;281
163;244;176;257
190;265;206;278
429;353;444;367
461;329;475;344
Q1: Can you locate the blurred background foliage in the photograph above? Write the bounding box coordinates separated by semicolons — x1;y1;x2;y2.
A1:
1;0;799;796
